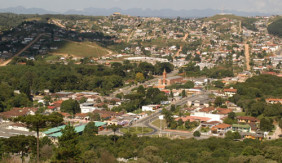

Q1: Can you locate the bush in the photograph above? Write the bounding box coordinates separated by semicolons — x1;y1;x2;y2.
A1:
193;131;201;137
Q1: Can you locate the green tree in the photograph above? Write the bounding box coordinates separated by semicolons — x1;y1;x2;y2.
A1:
228;112;236;120
88;112;101;121
141;146;163;163
137;85;146;96
4;135;36;163
107;124;122;136
170;120;177;129
135;72;145;83
193;131;201;137
194;55;201;62
61;99;81;116
170;90;174;98
182;90;186;97
260;118;274;131
115;93;124;99
163;109;173;127
223;117;236;124
184;81;194;88
213;81;224;88
225;131;241;140
214;97;224;107
79;97;87;104
55;124;81;162
178;119;184;126
14;113;63;163
107;124;122;144
83;122;99;136
170;104;176;112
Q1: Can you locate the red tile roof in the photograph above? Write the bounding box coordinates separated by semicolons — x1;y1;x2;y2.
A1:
75;113;88;118
213;123;231;129
199;107;215;113
262;72;277;75
58;112;71;117
216;108;233;115
47;106;56;110
202;121;221;125
176;116;211;122
93;110;124;117
266;98;282;102
0;107;38;119
237;116;259;122
224;89;237;93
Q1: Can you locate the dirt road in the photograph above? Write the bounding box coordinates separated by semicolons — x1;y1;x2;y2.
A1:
174;33;188;58
0;34;45;66
127;30;135;43
244;43;251;71
183;33;189;41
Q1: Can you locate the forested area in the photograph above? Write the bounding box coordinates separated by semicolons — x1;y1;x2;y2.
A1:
179;62;234;78
241;18;258;31
113;86;167;112
230;75;282;118
0;13;104;31
1;123;282;163
267;17;282;38
0;61;173;112
0;13;38;30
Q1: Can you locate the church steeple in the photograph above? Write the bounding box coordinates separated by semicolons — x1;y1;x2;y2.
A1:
163;69;167;85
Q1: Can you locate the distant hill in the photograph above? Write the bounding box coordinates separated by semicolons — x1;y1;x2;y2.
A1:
0;6;57;15
0;6;274;18
204;14;258;31
268;17;282;37
62;8;274;18
204;14;246;21
0;13;40;30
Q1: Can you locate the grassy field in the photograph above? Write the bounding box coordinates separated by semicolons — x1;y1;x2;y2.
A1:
51;40;110;57
152;119;166;129
235;112;246;116
120;127;153;134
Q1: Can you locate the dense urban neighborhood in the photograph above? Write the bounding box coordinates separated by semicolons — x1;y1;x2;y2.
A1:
0;12;281;163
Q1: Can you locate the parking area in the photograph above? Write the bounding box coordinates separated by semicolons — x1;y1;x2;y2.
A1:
0;122;36;138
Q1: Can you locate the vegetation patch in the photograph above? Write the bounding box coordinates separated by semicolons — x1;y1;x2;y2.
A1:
268;18;282;37
50;40;110;57
152;119;167;129
120;127;153;134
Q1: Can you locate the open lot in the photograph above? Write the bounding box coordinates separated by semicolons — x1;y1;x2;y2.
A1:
120;127;153;134
50;40;111;57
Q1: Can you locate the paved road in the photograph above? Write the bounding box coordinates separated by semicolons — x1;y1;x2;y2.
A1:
0;122;36;138
134;92;212;137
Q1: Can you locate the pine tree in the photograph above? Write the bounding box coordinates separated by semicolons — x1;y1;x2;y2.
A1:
55;124;81;162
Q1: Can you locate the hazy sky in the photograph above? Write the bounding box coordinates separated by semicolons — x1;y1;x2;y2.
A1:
1;0;281;14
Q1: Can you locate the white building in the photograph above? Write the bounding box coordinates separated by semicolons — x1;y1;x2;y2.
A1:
7;123;29;132
80;103;97;113
142;105;159;112
191;112;223;122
